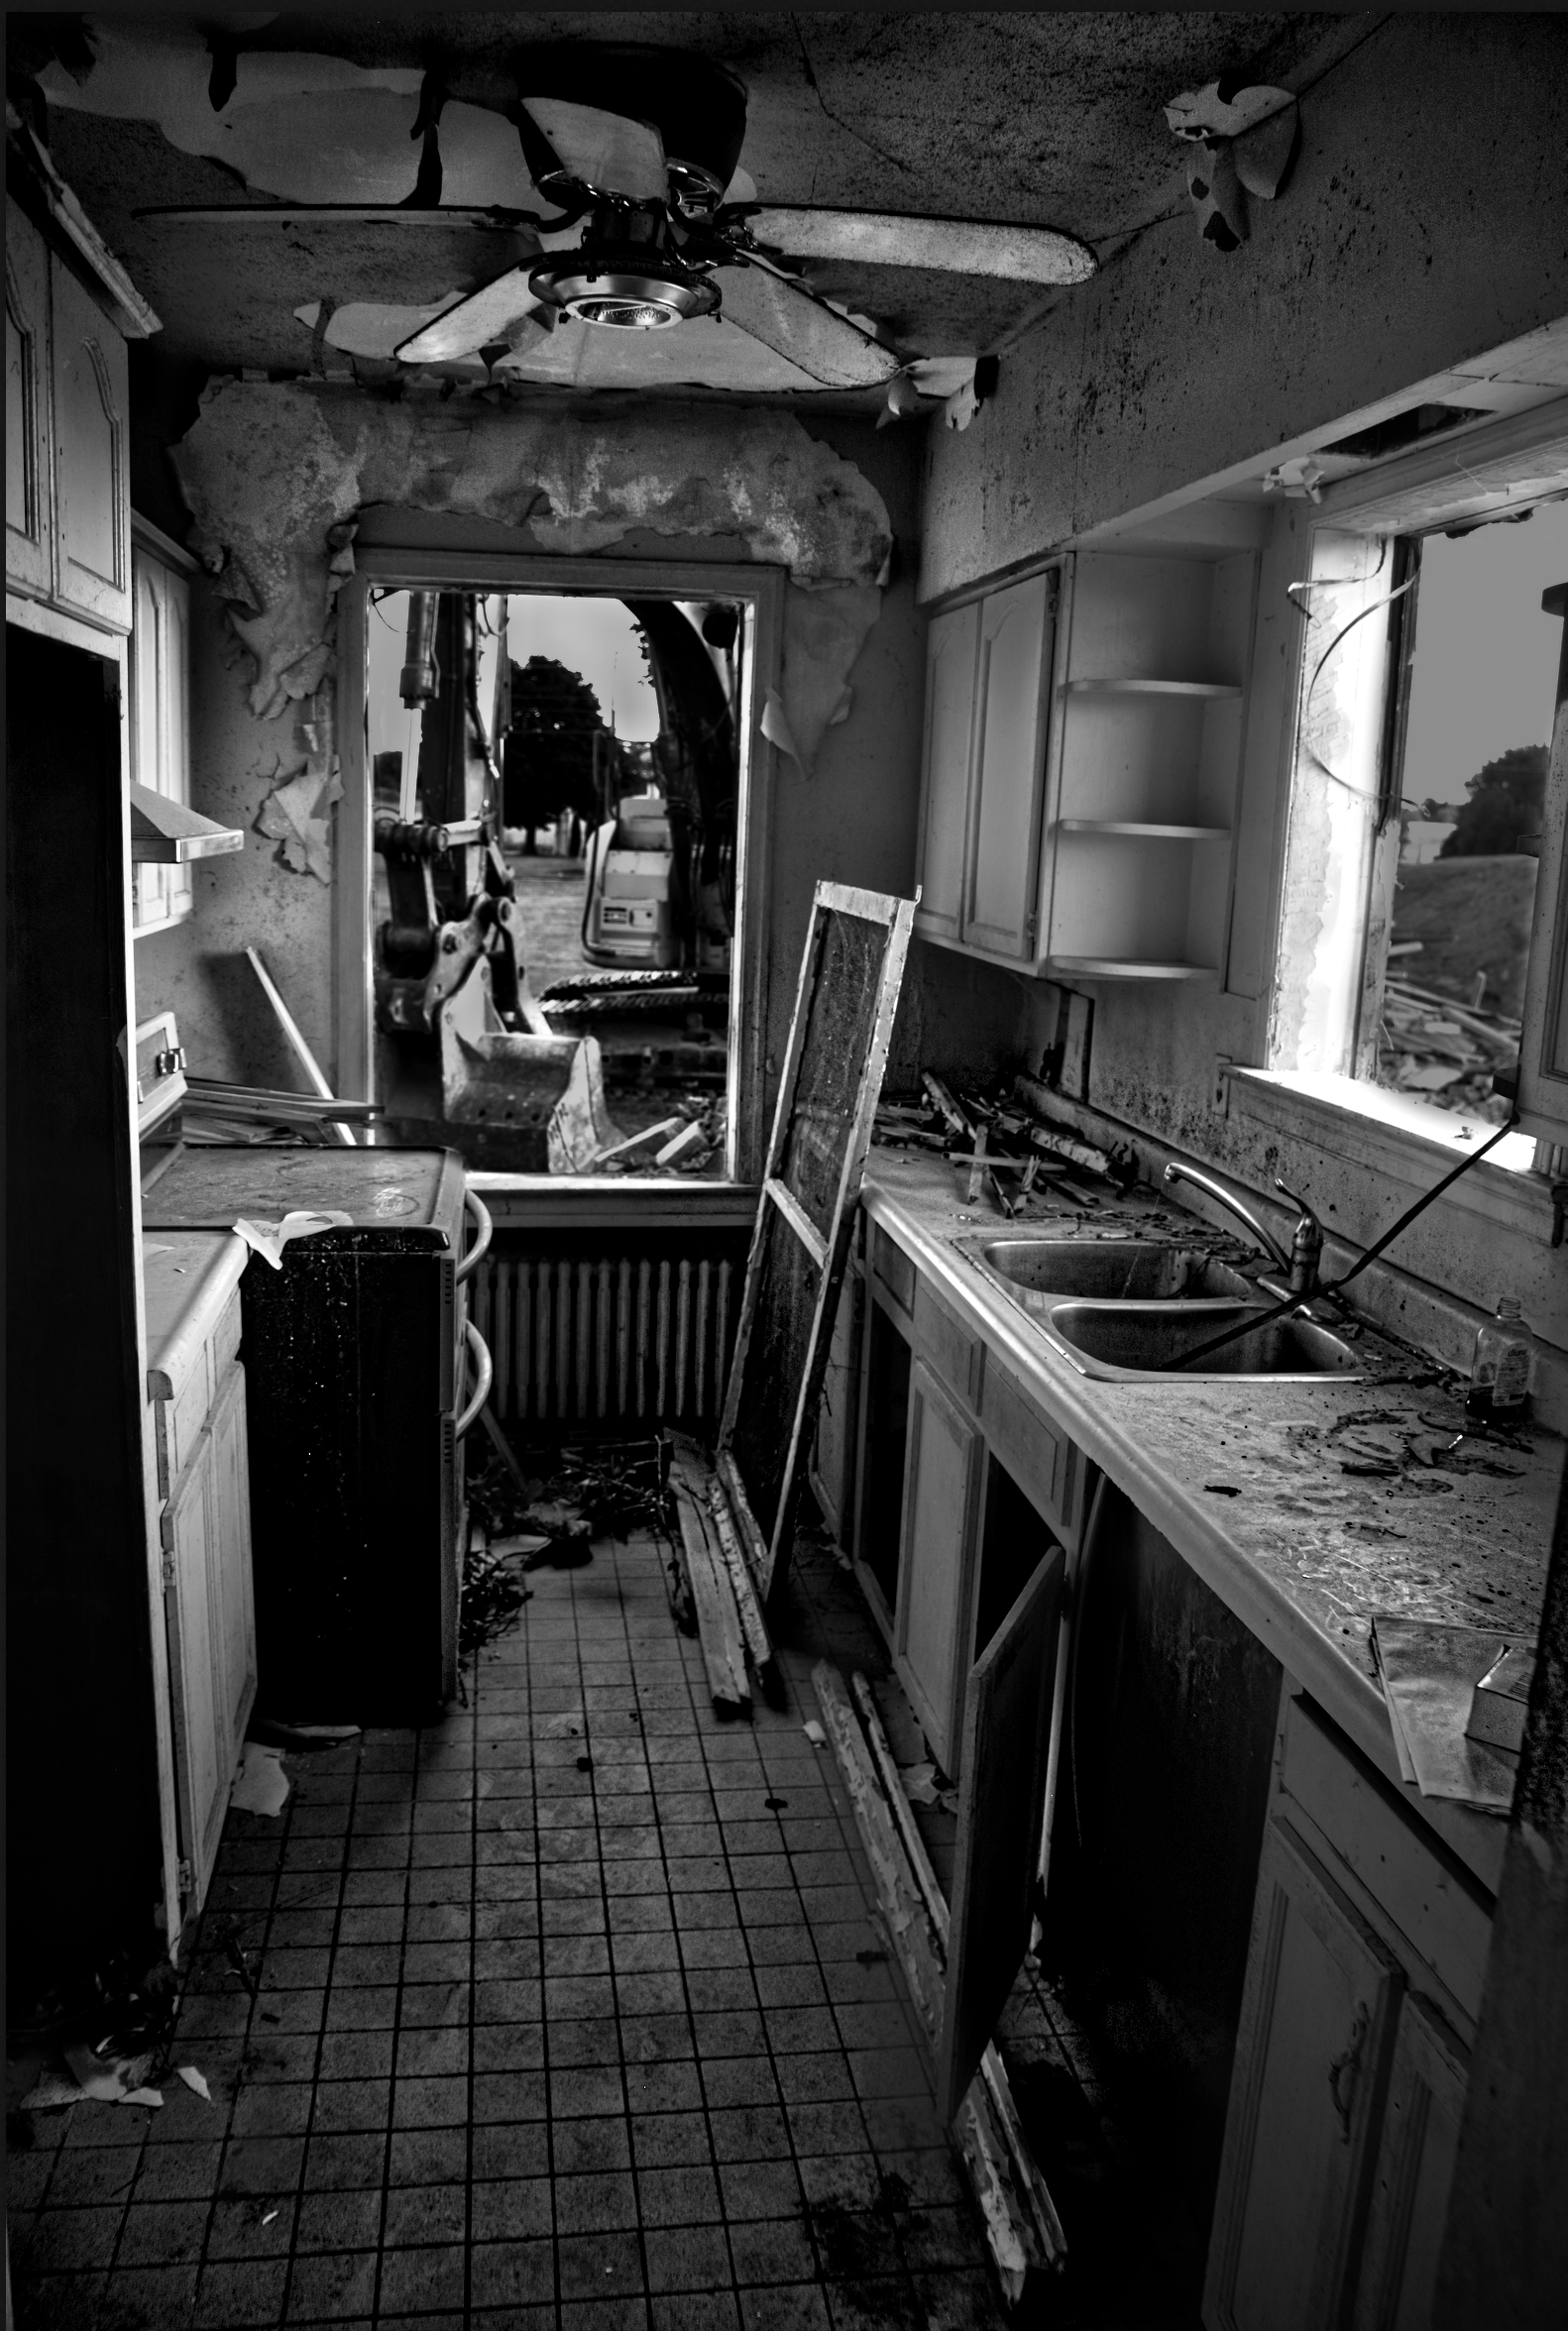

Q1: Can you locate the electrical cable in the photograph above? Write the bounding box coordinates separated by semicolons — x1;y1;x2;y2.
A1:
1171;1109;1520;1371
1295;567;1418;808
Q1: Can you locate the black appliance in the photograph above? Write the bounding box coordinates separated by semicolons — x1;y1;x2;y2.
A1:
143;1147;486;1720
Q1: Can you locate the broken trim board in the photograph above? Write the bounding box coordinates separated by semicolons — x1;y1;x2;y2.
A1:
670;1472;748;1710
811;1661;1064;2299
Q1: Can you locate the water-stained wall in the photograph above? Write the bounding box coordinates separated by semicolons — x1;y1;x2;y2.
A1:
133;395;923;1110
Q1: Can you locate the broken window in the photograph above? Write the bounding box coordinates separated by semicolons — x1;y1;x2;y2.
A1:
1270;494;1567;1155
364;586;745;1180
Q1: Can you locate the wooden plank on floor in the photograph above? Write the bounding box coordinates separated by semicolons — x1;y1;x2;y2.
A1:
708;1476;774;1675
671;1472;748;1711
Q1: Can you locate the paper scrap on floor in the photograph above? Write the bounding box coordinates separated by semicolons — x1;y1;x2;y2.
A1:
231;1739;291;1816
1372;1614;1517;1812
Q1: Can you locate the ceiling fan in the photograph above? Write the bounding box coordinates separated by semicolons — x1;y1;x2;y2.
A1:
133;42;1098;390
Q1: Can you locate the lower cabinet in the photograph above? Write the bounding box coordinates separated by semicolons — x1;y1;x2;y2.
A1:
1205;1697;1485;2331
1205;1819;1405;2331
161;1358;257;1918
895;1359;983;1774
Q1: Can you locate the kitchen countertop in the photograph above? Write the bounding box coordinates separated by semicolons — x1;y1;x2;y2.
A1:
862;1150;1560;1894
142;1230;248;1392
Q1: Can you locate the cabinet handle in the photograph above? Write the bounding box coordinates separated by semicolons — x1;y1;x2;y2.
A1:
455;1188;493;1285
1328;2001;1369;2142
455;1321;493;1439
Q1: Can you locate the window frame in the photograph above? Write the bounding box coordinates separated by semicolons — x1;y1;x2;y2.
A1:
1256;396;1568;1182
337;548;784;1187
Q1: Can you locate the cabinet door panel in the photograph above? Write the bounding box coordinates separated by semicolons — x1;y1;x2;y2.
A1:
50;258;130;628
6;200;52;599
936;1536;1064;2121
915;602;980;942
162;1432;221;1914
1206;1819;1404;2331
208;1363;258;1778
895;1359;982;1774
965;573;1052;957
1351;1997;1467;2331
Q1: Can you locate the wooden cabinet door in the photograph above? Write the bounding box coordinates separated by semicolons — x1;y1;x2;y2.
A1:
894;1358;982;1775
6;199;53;600
207;1364;259;1785
1205;1819;1405;2331
130;547;194;932
50;255;130;630
963;572;1053;958
162;1424;222;1914
162;1362;256;1918
915;601;980;943
936;1533;1064;2121
1350;1997;1467;2331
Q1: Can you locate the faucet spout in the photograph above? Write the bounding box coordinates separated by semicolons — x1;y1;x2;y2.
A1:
1162;1161;1293;1276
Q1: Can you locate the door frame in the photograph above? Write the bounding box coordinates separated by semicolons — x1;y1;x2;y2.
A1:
338;548;786;1184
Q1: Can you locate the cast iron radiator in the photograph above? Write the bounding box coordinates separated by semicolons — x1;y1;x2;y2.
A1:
470;1236;744;1428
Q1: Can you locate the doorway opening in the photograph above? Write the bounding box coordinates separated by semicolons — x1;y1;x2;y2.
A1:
361;582;752;1180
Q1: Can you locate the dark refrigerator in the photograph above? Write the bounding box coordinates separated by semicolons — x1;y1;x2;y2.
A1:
143;1147;476;1721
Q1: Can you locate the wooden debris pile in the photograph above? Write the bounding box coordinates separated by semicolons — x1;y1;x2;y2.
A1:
1377;973;1518;1123
663;1432;775;1713
873;1071;1136;1215
812;1661;1065;2307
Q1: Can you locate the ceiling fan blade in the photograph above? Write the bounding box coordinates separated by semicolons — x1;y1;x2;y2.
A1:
394;268;545;363
746;208;1097;286
719;262;900;391
518;98;666;200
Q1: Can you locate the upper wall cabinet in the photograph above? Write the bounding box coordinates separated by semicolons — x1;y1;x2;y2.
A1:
130;520;197;938
1040;549;1257;981
915;569;1059;962
6;199;54;600
51;256;131;630
5;150;157;639
916;545;1258;982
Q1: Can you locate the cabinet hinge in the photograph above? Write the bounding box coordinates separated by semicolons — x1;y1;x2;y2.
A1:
176;1857;194;1896
161;1553;176;1589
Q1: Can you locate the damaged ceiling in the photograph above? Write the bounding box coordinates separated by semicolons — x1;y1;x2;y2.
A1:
13;10;1357;407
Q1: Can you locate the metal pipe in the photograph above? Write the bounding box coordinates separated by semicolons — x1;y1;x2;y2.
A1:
455;1321;493;1439
455;1189;493;1284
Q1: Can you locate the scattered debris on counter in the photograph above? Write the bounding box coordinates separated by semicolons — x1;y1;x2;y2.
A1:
873;1072;1137;1216
1372;1612;1529;1811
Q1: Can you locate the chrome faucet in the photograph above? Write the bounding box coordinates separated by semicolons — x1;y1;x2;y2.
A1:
1162;1162;1325;1300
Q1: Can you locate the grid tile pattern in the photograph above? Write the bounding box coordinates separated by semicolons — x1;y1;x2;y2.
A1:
10;1534;1006;2331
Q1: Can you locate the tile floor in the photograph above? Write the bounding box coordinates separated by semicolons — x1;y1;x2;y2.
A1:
8;1529;1009;2331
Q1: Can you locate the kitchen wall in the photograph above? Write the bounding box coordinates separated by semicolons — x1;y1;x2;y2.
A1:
905;12;1568;1372
132;405;924;1107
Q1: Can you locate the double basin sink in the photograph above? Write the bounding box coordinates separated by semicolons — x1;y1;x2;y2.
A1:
961;1237;1363;1382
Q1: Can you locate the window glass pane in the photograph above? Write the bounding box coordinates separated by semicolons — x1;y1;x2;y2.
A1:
1372;500;1568;1127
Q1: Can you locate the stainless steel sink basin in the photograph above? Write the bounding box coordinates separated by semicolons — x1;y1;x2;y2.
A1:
977;1239;1255;1303
1047;1300;1361;1379
959;1234;1365;1381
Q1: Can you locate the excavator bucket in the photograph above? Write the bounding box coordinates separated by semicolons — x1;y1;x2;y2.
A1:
438;954;622;1169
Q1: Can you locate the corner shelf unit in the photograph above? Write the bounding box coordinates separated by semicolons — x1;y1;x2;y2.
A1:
1038;548;1257;980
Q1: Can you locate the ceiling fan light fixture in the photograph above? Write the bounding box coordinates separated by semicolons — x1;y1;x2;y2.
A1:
529;244;719;329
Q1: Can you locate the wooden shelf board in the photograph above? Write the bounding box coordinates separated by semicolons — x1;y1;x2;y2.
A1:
1063;678;1243;699
1045;956;1218;981
1056;821;1231;839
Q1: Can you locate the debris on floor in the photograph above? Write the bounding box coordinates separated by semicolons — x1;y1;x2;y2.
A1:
664;1430;775;1713
812;1661;1065;2306
230;1739;290;1817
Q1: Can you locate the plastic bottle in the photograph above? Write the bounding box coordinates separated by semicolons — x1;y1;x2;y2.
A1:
1466;1297;1534;1426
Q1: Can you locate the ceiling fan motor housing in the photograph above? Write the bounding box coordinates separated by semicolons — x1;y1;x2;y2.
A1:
530;199;721;329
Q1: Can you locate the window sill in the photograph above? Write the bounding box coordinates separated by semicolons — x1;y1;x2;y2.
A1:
465;1173;759;1228
1229;1068;1549;1229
